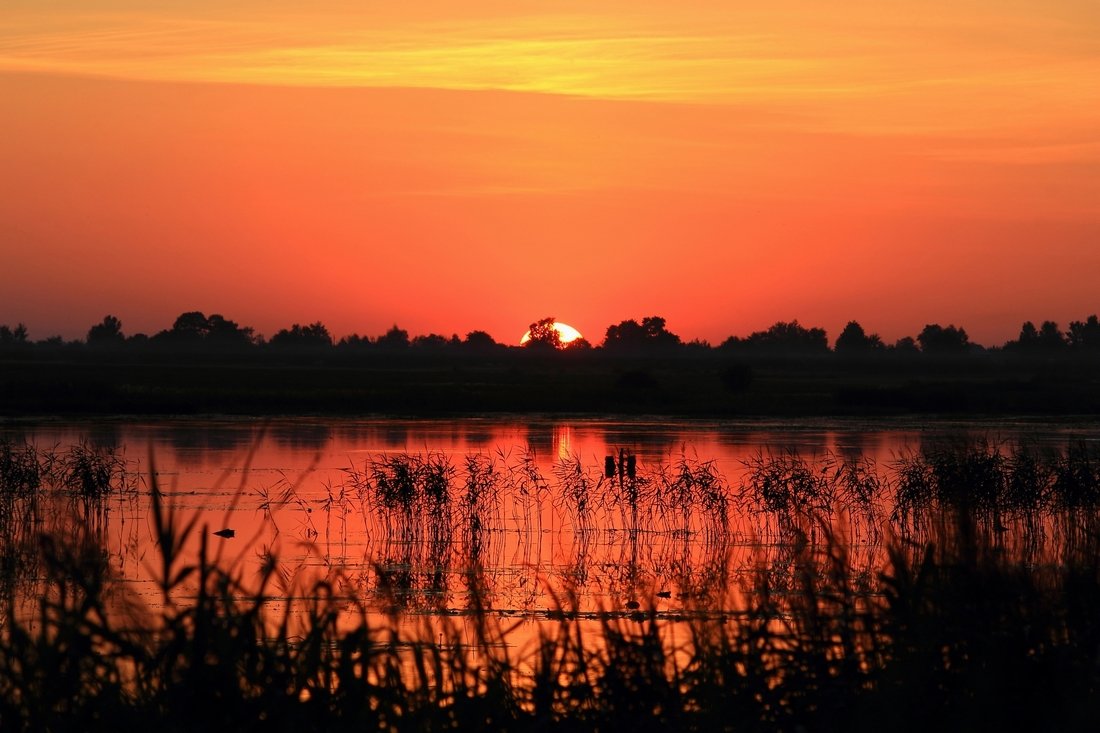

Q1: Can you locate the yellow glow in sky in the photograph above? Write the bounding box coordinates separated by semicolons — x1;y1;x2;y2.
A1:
2;2;1098;136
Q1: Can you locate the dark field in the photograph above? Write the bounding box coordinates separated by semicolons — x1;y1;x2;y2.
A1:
3;349;1100;416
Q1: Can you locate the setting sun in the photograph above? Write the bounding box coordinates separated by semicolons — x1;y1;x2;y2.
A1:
519;321;583;346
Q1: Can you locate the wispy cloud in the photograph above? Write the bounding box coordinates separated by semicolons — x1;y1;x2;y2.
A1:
0;15;825;100
1;5;1097;137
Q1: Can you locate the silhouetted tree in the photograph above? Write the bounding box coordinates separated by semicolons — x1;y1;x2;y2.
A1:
87;315;125;346
917;324;971;354
567;337;593;351
1012;321;1040;350
337;334;372;350
463;330;498;351
525;317;562;350
411;334;449;350
683;338;711;354
835;321;884;354
1039;321;1067;350
722;320;828;354
718;335;744;350
167;311;211;343
602;316;681;351
205;314;256;347
0;323;29;345
375;325;410;350
1008;320;1066;352
270;322;332;348
602;319;638;348
1068;315;1100;350
153;311;255;348
891;336;920;355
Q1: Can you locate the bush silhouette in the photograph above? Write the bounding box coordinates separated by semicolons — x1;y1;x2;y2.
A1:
602;316;681;352
721;320;829;355
917;324;971;354
835;321;884;354
86;315;124;346
270;322;333;348
0;324;29;346
375;325;410;350
1068;315;1100;350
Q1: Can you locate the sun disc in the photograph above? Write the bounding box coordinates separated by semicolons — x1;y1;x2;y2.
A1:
519;321;583;345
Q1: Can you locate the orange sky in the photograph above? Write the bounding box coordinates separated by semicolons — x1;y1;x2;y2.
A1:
1;1;1098;345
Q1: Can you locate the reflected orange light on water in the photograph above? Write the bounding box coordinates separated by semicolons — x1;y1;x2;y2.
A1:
5;414;1099;699
5;417;1081;617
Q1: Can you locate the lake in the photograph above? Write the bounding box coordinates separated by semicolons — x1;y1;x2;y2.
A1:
4;415;1097;629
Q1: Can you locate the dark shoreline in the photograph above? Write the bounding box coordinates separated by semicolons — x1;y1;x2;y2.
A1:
3;350;1099;418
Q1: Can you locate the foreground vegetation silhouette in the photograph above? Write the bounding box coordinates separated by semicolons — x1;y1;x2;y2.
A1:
3;439;1100;730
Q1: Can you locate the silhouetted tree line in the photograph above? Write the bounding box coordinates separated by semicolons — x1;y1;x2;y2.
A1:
0;324;29;346
604;316;680;352
2;311;1100;359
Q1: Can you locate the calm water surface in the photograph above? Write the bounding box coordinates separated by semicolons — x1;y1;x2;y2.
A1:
5;416;1097;625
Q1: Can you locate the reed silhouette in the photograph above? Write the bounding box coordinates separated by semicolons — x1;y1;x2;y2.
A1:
3;440;1100;730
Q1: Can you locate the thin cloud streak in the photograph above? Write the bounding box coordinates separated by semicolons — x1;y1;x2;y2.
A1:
1;10;1096;136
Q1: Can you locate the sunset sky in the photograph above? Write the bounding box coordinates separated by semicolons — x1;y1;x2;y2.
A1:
1;1;1097;345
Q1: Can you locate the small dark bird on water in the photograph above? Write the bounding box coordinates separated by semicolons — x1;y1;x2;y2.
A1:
213;528;235;539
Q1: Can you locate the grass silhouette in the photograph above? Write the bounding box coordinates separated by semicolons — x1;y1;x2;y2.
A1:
3;440;1100;729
